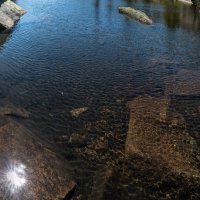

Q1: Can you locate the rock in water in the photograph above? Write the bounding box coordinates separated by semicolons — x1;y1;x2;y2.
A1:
0;0;26;29
126;96;200;178
0;121;76;199
118;7;153;25
70;107;88;118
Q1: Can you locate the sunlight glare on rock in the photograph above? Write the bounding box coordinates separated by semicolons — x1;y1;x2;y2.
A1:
6;163;26;190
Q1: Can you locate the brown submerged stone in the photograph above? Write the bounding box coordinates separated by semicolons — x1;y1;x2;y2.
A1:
0;121;76;200
0;0;26;30
126;96;200;177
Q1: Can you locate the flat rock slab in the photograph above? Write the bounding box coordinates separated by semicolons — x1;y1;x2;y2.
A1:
0;121;76;199
119;7;153;25
126;96;200;177
0;0;26;29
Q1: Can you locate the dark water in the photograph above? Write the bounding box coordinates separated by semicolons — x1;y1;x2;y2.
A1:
0;0;200;199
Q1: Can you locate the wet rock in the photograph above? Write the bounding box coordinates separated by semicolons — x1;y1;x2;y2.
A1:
0;121;76;200
126;96;200;177
127;96;170;123
0;10;14;29
70;107;88;118
0;104;29;118
118;7;153;25
0;0;26;29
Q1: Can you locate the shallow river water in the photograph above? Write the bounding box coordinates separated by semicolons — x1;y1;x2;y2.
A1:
0;0;200;199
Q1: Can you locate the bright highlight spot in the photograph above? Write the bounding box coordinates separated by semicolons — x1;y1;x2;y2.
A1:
7;171;26;187
6;163;27;190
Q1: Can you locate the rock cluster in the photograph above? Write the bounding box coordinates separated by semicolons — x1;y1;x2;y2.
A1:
126;96;200;177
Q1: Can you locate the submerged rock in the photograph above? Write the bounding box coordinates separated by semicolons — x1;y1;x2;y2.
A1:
70;107;88;118
0;0;26;29
118;7;153;25
0;121;76;200
0;10;14;29
126;96;200;177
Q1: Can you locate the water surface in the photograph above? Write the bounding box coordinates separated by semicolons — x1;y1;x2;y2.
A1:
0;0;200;199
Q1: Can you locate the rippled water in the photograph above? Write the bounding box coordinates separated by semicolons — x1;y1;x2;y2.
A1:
0;0;200;199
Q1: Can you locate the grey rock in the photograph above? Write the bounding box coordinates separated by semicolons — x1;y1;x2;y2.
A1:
0;0;26;29
119;7;153;25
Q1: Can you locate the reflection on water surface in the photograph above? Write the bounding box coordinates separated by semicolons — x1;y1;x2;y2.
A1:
0;0;200;199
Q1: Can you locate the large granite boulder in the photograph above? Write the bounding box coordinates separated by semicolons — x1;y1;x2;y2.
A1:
0;120;76;199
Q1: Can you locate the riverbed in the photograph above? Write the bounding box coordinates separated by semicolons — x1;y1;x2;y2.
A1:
0;0;200;199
